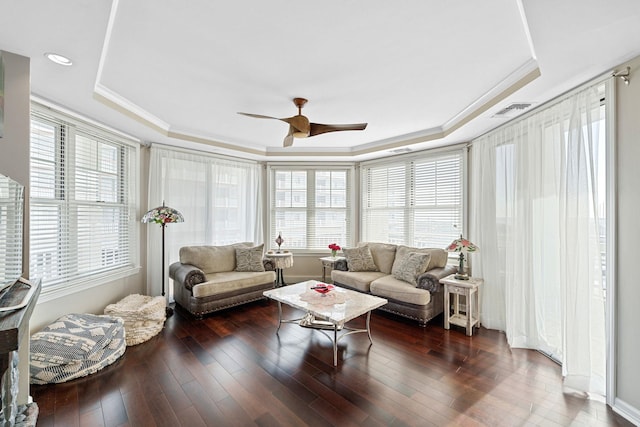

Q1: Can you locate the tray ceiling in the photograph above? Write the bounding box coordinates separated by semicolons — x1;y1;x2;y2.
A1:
1;0;640;160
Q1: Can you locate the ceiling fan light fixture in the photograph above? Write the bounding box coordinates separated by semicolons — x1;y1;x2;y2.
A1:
293;131;309;138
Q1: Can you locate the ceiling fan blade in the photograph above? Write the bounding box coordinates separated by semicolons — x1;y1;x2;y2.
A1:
237;112;281;120
239;112;305;134
283;126;295;147
309;122;368;137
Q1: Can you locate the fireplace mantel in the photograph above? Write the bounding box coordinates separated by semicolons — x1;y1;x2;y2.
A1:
0;279;41;353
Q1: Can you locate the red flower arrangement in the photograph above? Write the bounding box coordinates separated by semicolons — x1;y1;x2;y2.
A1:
328;243;341;257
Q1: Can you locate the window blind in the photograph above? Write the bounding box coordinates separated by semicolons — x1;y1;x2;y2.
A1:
361;149;464;248
269;166;353;251
30;107;137;287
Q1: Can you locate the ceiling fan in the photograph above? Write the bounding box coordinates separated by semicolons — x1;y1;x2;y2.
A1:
238;97;367;147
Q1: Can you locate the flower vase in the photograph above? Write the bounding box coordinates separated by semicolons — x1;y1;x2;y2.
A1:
331;250;337;258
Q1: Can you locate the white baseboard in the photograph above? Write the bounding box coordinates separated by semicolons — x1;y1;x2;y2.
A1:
613;397;640;426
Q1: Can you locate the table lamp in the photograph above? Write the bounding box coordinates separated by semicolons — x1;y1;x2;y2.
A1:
446;235;479;280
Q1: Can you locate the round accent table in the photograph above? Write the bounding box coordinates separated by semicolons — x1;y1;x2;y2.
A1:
265;251;294;287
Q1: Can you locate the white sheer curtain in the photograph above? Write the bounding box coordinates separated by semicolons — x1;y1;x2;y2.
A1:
471;83;607;395
146;146;262;299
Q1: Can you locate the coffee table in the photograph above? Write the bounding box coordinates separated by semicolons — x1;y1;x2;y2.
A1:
263;280;387;366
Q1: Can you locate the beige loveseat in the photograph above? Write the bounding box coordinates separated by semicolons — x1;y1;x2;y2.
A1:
169;243;276;318
331;242;456;326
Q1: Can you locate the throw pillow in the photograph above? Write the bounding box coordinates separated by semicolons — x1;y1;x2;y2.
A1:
343;246;378;272
235;244;265;272
391;252;431;286
391;246;447;273
358;242;397;274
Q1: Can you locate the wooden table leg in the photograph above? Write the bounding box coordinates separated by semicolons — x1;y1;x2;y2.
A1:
466;289;472;336
444;286;450;330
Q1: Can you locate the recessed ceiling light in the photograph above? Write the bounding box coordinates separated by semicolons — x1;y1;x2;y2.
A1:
44;52;73;66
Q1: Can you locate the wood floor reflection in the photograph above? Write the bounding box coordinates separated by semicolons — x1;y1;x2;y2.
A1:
32;300;632;426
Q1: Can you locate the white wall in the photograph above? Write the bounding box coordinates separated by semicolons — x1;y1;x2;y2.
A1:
614;55;640;421
30;273;144;332
1;49;32;406
1;51;31;275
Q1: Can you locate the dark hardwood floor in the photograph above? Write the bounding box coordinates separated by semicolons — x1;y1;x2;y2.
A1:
32;300;632;427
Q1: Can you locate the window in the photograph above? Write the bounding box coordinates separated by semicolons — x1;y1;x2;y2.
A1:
470;83;607;393
149;147;262;247
269;165;354;251
361;148;465;249
30;105;138;289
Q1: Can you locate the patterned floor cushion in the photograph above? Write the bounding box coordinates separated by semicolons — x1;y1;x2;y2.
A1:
30;313;126;384
104;294;165;346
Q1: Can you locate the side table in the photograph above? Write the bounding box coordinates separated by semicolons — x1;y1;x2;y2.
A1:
319;256;345;283
440;274;483;336
265;251;294;287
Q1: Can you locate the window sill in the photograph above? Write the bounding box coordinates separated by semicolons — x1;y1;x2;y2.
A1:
36;265;142;304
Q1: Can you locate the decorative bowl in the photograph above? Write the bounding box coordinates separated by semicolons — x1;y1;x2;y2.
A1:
311;283;334;295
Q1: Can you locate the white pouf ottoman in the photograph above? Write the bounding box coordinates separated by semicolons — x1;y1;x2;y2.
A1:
30;313;126;384
104;294;166;346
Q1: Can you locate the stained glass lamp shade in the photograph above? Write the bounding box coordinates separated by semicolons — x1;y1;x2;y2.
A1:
141;205;184;225
446;235;479;280
142;203;184;316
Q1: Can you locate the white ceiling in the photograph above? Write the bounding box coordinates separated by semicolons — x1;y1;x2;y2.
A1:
2;0;640;161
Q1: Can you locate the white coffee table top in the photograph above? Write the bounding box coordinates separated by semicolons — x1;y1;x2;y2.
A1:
264;280;387;326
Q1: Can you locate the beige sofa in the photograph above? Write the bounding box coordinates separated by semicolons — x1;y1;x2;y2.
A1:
169;243;276;318
331;242;456;326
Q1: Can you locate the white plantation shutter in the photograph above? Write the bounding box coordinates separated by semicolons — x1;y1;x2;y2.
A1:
30;107;137;288
361;164;407;244
269;166;354;251
361;148;464;248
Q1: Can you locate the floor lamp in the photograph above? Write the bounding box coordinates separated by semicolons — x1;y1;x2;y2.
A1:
142;202;184;317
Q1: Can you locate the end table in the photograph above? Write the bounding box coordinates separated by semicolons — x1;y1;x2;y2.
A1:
319;256;345;283
440;274;483;336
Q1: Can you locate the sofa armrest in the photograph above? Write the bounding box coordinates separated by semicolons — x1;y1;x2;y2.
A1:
263;258;275;271
416;265;457;293
334;258;348;271
169;262;206;291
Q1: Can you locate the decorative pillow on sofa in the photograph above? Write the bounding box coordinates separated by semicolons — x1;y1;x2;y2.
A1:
391;252;431;286
358;242;397;274
343;246;379;272
392;246;447;273
235;244;265;272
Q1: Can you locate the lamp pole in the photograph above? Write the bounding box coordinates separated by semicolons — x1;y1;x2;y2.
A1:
162;222;173;317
